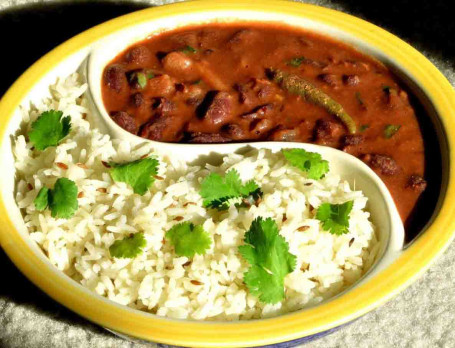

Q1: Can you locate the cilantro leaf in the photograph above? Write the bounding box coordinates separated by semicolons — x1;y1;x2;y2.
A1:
34;187;50;211
384;124;401;139
33;178;79;219
109;158;159;195
29;110;71;150
136;72;147;89
200;169;262;210
282;149;329;180
33;178;78;218
49;178;78;219
355;91;366;109
359;124;370;132
180;45;197;54
239;217;296;304
165;222;212;258
316;201;353;235
109;232;146;259
382;85;398;96
286;56;312;67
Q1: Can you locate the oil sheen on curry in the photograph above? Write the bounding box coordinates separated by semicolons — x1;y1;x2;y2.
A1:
102;23;427;224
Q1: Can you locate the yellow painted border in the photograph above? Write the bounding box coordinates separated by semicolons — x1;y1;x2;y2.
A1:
1;1;455;347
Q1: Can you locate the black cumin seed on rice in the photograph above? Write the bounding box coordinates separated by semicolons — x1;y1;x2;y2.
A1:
349;237;355;247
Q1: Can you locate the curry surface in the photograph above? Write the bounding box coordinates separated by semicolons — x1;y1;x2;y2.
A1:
102;23;427;223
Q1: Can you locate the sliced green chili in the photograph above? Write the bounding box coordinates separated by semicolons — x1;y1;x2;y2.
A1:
268;68;357;134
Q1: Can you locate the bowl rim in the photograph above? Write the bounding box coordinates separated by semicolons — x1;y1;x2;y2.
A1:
1;1;455;347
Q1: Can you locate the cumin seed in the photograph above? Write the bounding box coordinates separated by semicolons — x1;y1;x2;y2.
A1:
96;188;107;193
300;264;309;271
77;192;84;198
190;280;203;285
349;237;355;247
174;216;184;221
154;175;164;180
297;226;310;232
76;162;88;169
56;162;68;170
101;161;111;168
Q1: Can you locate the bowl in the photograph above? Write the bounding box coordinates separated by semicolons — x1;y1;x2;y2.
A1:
0;1;454;347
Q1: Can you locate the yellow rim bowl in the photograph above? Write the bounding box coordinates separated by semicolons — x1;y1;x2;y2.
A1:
1;1;455;347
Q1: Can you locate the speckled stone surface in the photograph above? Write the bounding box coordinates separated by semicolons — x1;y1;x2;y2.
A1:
1;1;454;347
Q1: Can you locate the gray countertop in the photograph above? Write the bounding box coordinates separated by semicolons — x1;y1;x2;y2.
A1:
1;1;454;347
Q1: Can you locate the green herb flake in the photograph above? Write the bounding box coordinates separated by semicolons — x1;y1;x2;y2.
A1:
34;187;50;211
146;70;155;79
286;56;312;67
166;222;212;258
316;201;353;235
384;124;401;139
359;124;370;132
287;57;304;67
355;91;366;108
180;45;197;54
109;232;146;259
282;149;329;180
199;169;262;210
136;72;147;88
109;158;159;195
28;110;71;150
239;217;297;304
382;85;398;96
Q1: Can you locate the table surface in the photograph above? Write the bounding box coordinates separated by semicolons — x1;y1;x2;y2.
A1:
1;0;454;347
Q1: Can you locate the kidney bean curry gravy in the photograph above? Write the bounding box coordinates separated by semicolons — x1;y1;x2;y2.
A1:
102;23;434;230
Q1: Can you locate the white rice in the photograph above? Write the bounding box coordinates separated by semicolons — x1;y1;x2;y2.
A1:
13;74;379;321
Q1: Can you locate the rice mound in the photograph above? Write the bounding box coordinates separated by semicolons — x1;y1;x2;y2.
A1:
14;74;379;321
